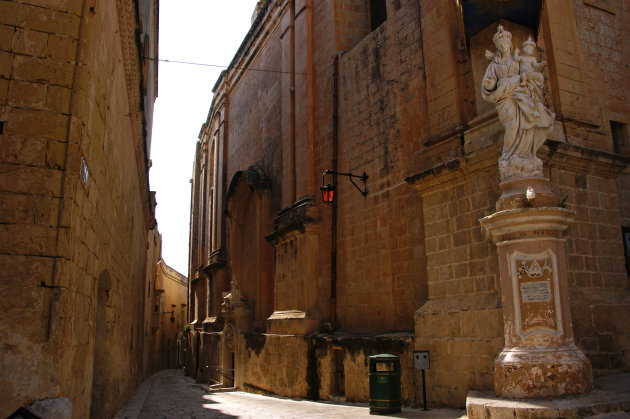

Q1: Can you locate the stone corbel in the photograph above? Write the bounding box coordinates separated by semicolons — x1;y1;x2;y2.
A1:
265;196;319;246
202;248;227;275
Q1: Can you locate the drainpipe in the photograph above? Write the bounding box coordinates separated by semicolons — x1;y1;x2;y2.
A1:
187;177;193;324
330;54;340;327
289;0;297;203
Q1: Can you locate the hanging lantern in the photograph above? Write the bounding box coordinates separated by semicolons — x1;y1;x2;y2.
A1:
320;184;336;204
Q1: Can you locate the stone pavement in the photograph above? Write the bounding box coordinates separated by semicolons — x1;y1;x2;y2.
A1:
114;369;466;418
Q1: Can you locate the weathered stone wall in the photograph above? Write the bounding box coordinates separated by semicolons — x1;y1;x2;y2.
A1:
549;166;630;374
239;334;310;397
576;0;630;136
239;332;422;405
187;0;630;410
226;27;283;213
189;332;222;385
0;0;158;417
336;0;426;333
145;227;161;376
405;0;630;407
544;0;630;377
411;170;505;406
313;334;421;406
153;260;188;370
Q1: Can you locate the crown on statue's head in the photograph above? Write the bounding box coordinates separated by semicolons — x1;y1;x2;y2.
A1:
523;36;536;49
493;25;512;44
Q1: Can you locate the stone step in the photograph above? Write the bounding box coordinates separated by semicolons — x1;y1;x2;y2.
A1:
466;373;630;418
209;386;237;393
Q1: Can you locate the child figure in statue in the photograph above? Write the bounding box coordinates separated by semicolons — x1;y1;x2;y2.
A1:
481;27;555;181
514;36;547;88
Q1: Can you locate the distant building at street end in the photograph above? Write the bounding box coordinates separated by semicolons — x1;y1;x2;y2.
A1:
151;258;188;371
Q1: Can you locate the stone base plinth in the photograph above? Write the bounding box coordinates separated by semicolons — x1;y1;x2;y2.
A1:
467;372;630;419
202;316;225;332
493;345;593;399
266;310;321;335
496;176;557;211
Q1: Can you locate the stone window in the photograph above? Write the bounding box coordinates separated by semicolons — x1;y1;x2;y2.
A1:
370;0;387;31
610;120;628;155
623;227;630;276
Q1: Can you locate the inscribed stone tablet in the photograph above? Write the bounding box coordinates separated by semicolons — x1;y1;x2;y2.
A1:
520;281;552;303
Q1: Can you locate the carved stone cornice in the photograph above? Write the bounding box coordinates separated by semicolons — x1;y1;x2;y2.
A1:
265;196;319;246
540;140;629;178
225;165;272;217
245;165;272;191
116;0;150;217
201;248;227;274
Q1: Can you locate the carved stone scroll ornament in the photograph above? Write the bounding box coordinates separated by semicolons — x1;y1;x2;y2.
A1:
221;276;246;312
482;26;555;181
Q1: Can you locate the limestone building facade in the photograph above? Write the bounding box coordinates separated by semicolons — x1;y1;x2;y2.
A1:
187;0;630;408
0;0;160;417
151;257;188;371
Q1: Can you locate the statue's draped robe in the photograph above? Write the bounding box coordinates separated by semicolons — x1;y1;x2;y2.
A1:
481;54;554;175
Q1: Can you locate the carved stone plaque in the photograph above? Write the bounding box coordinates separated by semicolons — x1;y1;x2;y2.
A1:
520;281;552;303
510;250;563;338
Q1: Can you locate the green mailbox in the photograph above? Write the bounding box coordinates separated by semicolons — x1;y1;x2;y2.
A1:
369;354;401;415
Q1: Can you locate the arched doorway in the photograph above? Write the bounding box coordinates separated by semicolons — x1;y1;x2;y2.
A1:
225;166;274;332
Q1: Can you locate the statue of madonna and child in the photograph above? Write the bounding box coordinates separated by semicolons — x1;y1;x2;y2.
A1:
482;25;555;182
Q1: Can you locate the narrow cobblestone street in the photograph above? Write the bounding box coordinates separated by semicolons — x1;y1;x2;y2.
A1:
114;369;466;418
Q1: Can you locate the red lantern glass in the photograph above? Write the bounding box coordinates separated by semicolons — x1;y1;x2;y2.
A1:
320;184;335;204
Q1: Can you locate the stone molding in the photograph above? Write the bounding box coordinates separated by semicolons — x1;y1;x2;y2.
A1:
266;196;319;246
244;165;272;191
266;310;321;335
540;140;629;178
202;248;227;274
479;207;575;244
225;165;272;217
406;129;629;197
115;0;151;221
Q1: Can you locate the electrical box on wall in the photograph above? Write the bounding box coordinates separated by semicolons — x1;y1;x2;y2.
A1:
414;350;430;370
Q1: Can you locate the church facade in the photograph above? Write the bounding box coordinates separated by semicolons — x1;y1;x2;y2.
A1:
187;0;630;407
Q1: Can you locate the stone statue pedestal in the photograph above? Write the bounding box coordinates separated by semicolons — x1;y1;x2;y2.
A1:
480;178;592;398
495;176;556;211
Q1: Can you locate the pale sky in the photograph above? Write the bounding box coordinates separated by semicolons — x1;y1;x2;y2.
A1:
149;1;259;275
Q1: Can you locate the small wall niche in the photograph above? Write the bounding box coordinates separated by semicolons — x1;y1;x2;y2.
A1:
610;120;628;155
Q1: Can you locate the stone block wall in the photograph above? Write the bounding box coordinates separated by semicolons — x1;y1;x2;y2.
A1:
549;166;630;374
336;0;426;333
186;0;630;410
238;332;422;406
195;332;222;384
227;41;283;205
153;260;188;371
576;0;630;129
410;164;504;407
239;333;310;397
332;0;370;51
313;334;421;406
0;1;157;417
